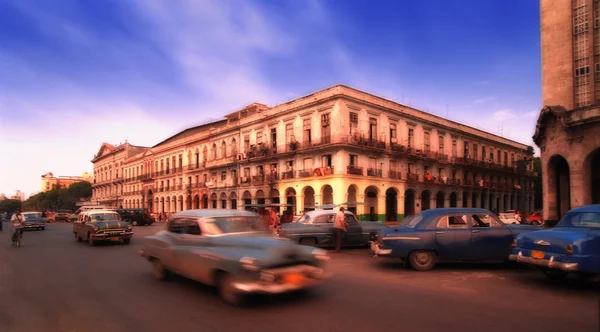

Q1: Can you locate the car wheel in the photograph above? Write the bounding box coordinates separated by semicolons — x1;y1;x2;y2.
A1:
76;235;82;242
218;273;243;306
88;233;95;246
408;250;437;271
532;221;541;226
299;238;317;246
151;259;170;280
123;238;131;245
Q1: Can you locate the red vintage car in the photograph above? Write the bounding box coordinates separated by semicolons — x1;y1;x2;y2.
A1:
525;210;543;225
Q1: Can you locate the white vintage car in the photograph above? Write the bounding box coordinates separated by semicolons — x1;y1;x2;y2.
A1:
139;209;331;305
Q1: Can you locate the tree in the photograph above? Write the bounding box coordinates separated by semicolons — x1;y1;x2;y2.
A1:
22;181;92;211
0;199;22;213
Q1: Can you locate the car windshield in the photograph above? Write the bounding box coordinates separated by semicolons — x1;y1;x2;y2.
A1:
206;216;268;234
22;213;41;220
557;212;600;228
89;213;121;222
405;215;423;228
294;214;311;223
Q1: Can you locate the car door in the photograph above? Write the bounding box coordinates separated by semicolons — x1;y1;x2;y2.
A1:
469;213;513;260
344;214;364;245
434;214;473;260
313;214;335;246
175;218;213;284
162;217;187;271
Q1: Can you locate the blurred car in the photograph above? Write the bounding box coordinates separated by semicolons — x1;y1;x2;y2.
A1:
499;213;520;225
277;210;387;247
510;205;600;280
21;212;46;231
139;209;331;305
55;211;71;222
73;209;133;246
525;210;543;226
370;208;540;271
116;208;154;226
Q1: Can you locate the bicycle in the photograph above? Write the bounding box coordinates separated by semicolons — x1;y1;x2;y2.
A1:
12;227;24;248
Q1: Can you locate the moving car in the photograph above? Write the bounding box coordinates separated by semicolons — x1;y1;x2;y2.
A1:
139;210;331;305
55;210;71;222
116;208;154;226
21;212;46;231
73;209;133;246
277;210;387;247
525;210;543;226
499;213;520;225
510;205;600;280
371;208;539;271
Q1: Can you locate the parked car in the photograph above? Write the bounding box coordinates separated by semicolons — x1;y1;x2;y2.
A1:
525;210;543;226
498;213;520;225
55;211;71;222
139;209;332;305
370;208;540;271
510;204;600;280
277;210;387;247
21;212;46;231
73;209;133;246
116;208;154;226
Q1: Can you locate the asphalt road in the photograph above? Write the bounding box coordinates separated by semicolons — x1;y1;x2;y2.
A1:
0;222;598;332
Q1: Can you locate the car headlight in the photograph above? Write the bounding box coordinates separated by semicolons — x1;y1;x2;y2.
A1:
311;248;330;261
127;225;133;230
92;226;99;232
240;257;259;271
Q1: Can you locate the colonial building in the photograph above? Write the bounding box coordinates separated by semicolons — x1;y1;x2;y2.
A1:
41;172;94;192
92;85;535;221
535;0;600;224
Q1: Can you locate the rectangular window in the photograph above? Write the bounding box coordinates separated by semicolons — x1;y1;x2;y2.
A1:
408;128;414;149
463;141;469;158
271;128;277;150
303;118;312;144
256;131;263;145
349;154;358;166
504;152;508;166
369;118;378;140
321;113;331;143
424;131;430;152
286;123;294;143
439;135;445;153
322;154;332;167
244;135;250;152
452;139;457;157
303;157;313;170
349;112;358;135
390;123;397;143
221;171;226;181
481;146;486;160
473;144;478;160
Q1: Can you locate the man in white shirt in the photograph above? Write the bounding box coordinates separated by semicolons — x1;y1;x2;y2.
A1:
11;209;25;245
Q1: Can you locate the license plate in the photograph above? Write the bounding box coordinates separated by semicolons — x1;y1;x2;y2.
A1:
108;237;120;241
283;273;306;284
531;250;545;259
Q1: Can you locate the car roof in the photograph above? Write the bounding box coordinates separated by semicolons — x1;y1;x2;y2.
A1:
420;208;493;218
302;210;353;217
80;209;120;215
566;204;600;213
175;209;260;218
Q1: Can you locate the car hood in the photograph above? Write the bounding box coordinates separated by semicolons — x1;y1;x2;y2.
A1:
360;221;387;231
93;221;130;230
214;233;297;250
516;227;596;254
212;234;315;265
506;224;540;236
379;226;418;237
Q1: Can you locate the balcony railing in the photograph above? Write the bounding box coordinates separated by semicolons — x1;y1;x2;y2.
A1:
388;170;402;179
297;169;313;178
367;168;382;177
252;175;265;186
240;177;251;186
347;166;363;176
406;173;420;182
281;170;294;179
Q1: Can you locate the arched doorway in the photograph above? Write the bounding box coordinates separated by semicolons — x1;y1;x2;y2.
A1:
155;198;159;213
256;190;266;205
211;193;218;209
480;191;486;209
385;187;398;222
364;186;379;221
285;188;296;214
503;194;508;212
230;192;238;210
147;190;153;211
585;148;600;204
450;192;458;207
269;189;280;204
186;194;192;210
243;191;252;210
322;185;334;205
472;192;478;208
436;191;445;208
303;187;315;212
202;194;209;209
462;191;469;208
171;196;177;212
194;194;200;209
488;193;494;211
220;193;227;209
165;197;171;212
160;197;165;213
421;190;431;211
347;185;358;215
547;155;571;221
404;189;416;216
179;195;184;211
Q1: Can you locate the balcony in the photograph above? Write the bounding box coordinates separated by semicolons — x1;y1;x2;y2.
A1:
240;177;251;186
347;166;363;176
177;184;183;190
388;170;402;180
281;170;294;180
266;173;279;183
406;173;420;183
297;169;313;178
252;175;265;186
367;168;382;177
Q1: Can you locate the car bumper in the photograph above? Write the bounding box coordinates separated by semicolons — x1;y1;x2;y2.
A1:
24;225;44;230
234;265;332;295
509;251;579;272
370;241;392;256
91;232;133;240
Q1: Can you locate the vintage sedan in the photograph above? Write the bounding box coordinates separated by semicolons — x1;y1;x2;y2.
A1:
21;212;46;231
510;205;600;280
371;208;540;271
139;210;331;305
73;209;133;246
277;210;387;247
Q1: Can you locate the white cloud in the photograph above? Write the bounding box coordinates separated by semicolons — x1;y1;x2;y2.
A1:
523;110;539;118
492;109;518;122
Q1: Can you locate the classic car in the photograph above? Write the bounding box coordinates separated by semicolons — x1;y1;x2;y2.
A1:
73;209;133;246
510;204;600;280
139;209;331;305
525;210;543;226
371;208;540;271
116;208;154;226
21;212;46;231
54;211;71;222
277;210;387;247
499;213;520;225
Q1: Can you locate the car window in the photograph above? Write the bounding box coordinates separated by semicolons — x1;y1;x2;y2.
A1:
345;214;359;224
168;218;186;234
314;215;331;224
437;215;468;229
558;212;600;228
185;219;202;235
471;214;503;228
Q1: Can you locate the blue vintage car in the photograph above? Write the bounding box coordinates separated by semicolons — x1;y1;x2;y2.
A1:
509;205;600;280
277;210;387;247
371;208;540;271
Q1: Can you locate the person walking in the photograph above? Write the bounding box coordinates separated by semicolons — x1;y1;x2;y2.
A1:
333;207;348;253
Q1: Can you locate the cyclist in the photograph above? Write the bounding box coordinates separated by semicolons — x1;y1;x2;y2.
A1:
11;209;25;246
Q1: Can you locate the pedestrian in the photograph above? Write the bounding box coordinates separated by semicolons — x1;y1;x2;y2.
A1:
10;209;25;245
515;210;522;224
333;207;348;253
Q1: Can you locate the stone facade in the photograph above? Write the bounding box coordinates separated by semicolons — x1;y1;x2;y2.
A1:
92;85;536;221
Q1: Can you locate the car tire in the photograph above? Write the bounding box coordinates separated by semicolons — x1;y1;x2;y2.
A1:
531;221;541;226
299;238;317;247
152;259;170;280
76;235;82;242
123;238;131;245
88;233;95;246
218;272;244;306
408;250;437;271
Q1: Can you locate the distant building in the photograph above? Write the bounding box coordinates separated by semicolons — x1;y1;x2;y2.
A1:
41;172;94;192
11;190;25;201
0;193;6;201
535;0;600;224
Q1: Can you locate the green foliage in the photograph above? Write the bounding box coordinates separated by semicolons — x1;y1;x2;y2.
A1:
22;181;92;211
0;199;23;213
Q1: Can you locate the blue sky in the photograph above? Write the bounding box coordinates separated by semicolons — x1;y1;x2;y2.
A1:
0;0;542;197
